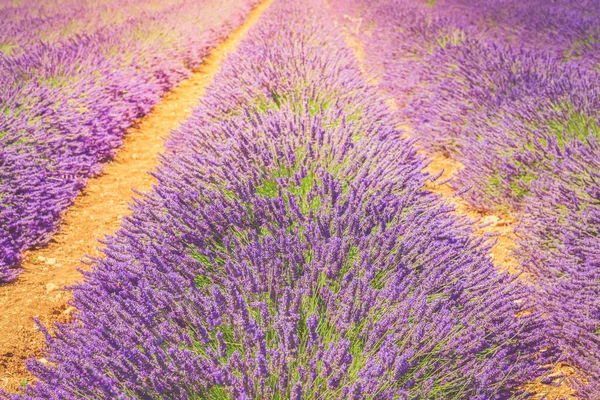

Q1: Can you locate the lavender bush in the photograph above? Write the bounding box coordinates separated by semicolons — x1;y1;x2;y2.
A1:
0;0;260;282
331;0;600;395
6;0;554;397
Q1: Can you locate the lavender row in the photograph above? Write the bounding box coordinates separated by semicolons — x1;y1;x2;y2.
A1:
6;0;554;397
0;0;183;50
0;0;261;282
331;0;600;395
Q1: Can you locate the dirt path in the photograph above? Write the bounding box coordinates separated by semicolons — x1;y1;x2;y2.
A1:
0;0;273;392
345;33;521;274
421;147;575;399
342;29;576;400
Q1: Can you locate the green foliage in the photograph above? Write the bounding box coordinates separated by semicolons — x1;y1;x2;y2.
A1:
435;29;465;50
0;43;16;56
546;107;600;149
256;179;279;198
193;274;212;289
509;171;537;198
564;33;600;61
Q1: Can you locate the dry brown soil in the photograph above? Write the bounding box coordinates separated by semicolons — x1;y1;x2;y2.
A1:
0;0;273;392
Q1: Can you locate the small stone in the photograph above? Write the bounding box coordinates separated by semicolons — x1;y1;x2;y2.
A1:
45;258;57;265
38;358;49;365
481;215;499;225
63;306;76;316
46;283;59;293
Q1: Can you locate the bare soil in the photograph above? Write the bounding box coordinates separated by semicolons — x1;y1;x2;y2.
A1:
0;0;273;392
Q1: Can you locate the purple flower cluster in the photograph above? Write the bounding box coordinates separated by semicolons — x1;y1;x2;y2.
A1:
7;0;553;397
332;0;600;395
0;0;260;282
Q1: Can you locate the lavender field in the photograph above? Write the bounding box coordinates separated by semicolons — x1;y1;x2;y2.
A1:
0;0;598;398
0;0;260;281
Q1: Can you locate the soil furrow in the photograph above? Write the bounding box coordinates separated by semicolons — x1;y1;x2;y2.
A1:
0;0;273;392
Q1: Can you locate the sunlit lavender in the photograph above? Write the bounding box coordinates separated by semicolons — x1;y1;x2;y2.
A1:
334;0;600;396
0;0;260;282
2;0;598;398
5;0;555;398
